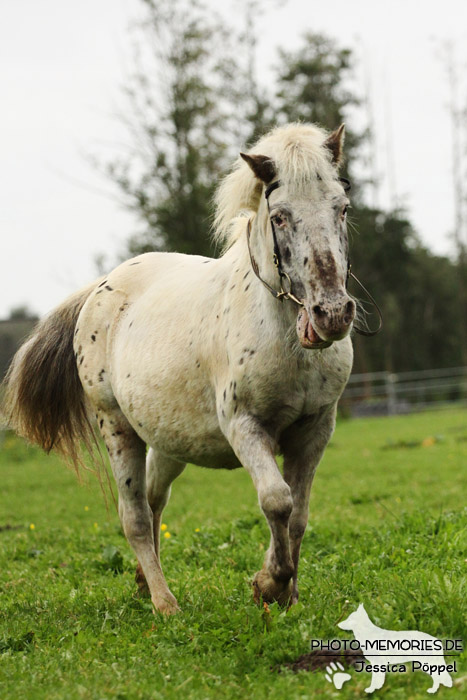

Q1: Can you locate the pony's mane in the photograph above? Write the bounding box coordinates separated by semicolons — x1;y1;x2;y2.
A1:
213;123;338;248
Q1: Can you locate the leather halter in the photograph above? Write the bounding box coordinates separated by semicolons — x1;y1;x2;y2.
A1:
246;178;383;337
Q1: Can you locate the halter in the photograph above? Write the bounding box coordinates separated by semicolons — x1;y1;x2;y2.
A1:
246;178;383;337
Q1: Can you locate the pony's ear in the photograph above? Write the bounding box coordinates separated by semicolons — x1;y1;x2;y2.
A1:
324;124;345;166
240;153;276;184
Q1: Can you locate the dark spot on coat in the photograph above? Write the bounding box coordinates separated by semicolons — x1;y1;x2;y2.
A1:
230;284;236;290
125;477;132;486
127;373;131;378
283;246;291;264
313;250;337;285
91;335;96;342
98;280;107;288
304;257;308;265
243;270;250;279
129;261;141;265
105;285;113;291
116;430;123;436
79;356;84;366
244;283;250;291
99;419;104;429
202;260;211;264
223;389;226;401
138;422;143;427
239;358;244;365
129;321;133;328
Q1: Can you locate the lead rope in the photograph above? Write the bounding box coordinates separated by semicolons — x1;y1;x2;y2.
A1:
246;178;383;337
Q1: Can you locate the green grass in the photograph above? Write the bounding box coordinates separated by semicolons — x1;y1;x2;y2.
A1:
0;409;466;699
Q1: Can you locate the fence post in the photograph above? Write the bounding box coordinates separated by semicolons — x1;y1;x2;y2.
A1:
386;372;397;415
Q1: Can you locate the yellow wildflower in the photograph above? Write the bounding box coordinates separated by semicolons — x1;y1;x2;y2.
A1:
160;523;167;531
84;506;89;511
164;531;171;539
195;527;200;532
29;523;35;530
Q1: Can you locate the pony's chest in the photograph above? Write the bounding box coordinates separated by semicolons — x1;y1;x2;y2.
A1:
237;343;351;427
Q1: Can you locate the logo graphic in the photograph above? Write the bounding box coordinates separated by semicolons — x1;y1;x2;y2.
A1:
325;661;351;689
335;604;454;694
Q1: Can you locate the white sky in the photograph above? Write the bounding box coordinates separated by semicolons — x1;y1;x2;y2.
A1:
1;0;466;318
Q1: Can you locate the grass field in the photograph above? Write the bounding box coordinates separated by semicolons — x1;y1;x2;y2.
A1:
0;408;466;699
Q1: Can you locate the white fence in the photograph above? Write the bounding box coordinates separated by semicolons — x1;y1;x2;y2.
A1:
340;366;467;416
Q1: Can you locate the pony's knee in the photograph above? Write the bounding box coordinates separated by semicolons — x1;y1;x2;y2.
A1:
260;482;293;521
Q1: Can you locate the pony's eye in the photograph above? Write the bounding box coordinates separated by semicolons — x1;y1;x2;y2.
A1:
272;213;285;227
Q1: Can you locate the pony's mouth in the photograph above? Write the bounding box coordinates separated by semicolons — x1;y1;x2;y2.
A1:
296;308;333;350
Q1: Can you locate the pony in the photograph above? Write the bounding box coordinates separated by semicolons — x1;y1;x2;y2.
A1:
4;123;357;614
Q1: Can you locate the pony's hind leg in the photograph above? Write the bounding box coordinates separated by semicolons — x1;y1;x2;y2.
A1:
135;449;185;596
98;409;179;614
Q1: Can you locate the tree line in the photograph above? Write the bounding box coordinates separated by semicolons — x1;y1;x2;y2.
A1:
99;0;466;374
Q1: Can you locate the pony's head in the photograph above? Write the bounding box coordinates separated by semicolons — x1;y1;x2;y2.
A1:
214;123;356;349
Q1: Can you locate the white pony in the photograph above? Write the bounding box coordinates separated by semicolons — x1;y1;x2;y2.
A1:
5;123;356;614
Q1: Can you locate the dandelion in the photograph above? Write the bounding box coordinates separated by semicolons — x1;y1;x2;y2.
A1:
195;527;200;533
160;523;167;531
84;506;89;511
164;531;171;539
93;522;98;530
29;523;35;530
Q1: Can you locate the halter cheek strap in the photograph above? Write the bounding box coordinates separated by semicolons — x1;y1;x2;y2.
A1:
246;178;383;337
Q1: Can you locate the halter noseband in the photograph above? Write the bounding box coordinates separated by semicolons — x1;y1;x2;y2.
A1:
246;178;383;337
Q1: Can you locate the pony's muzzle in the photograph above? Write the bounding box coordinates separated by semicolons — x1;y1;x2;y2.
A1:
311;296;356;341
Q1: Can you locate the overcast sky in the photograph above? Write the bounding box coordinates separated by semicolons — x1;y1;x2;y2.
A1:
1;0;466;318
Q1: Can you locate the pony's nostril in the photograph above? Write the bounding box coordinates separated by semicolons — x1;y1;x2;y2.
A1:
312;305;327;319
344;300;355;324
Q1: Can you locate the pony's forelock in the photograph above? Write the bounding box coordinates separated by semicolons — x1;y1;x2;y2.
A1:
213;123;337;248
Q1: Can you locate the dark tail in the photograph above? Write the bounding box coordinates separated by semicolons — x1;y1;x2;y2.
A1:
2;278;103;472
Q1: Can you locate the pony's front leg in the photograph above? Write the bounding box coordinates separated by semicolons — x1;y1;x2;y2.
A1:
282;408;337;604
228;416;294;605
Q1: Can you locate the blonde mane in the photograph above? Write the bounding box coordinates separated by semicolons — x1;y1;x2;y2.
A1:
213;123;338;248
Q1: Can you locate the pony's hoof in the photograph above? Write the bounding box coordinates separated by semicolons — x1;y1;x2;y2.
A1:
252;569;293;607
152;594;180;616
135;564;150;598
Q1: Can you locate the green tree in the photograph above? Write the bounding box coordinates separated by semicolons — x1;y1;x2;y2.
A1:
274;33;363;176
104;0;239;258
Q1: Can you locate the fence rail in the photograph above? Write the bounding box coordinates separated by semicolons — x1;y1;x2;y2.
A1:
340;366;467;416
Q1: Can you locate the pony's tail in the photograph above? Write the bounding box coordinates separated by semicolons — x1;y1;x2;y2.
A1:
2;279;103;474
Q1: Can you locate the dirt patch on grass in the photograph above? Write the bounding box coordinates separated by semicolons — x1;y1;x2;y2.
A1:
281;647;365;673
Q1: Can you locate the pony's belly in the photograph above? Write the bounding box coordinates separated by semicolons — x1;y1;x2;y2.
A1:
111;363;241;468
